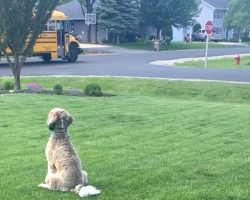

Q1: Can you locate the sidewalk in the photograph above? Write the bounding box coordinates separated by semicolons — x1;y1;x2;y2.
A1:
79;43;151;54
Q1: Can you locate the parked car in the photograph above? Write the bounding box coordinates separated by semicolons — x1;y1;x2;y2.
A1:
210;30;223;42
192;29;207;41
192;29;223;42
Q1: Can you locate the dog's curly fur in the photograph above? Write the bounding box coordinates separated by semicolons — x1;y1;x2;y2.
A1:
39;108;88;191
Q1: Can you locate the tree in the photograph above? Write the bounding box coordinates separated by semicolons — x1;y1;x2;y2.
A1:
140;0;200;39
0;0;58;90
77;0;97;43
193;23;202;32
97;0;139;44
223;0;250;39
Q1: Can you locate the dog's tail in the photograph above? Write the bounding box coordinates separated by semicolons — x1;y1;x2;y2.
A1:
73;184;101;197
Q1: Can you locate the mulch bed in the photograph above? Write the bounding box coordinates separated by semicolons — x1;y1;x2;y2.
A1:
0;89;113;97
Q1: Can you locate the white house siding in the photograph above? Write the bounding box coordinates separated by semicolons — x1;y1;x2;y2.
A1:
172;26;193;41
195;3;214;30
172;27;184;41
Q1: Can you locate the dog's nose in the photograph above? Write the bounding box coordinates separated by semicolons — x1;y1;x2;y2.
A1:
48;123;56;130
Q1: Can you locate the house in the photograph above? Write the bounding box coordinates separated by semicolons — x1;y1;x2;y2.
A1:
173;0;230;41
196;0;231;40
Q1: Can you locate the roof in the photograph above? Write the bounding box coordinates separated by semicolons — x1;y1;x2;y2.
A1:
56;0;84;20
202;0;228;10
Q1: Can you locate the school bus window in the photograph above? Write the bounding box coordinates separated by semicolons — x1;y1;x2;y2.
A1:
56;21;66;31
48;20;55;31
44;20;55;31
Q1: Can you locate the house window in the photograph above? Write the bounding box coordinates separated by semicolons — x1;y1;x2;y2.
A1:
214;10;224;19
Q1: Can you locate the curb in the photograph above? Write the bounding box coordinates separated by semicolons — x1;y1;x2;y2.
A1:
151;53;250;66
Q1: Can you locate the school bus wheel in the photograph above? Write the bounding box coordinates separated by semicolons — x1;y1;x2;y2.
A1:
67;43;78;62
41;53;51;62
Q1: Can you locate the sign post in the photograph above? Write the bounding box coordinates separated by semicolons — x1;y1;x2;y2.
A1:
204;20;213;68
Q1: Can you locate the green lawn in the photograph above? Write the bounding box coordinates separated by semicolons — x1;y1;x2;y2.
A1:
118;41;230;51
175;55;250;69
1;77;250;200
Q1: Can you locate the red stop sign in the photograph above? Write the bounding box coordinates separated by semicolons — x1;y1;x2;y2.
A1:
205;21;213;34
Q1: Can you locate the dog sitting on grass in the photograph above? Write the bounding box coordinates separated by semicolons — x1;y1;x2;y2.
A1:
39;108;100;197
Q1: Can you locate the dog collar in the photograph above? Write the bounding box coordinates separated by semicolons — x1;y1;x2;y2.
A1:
51;130;69;139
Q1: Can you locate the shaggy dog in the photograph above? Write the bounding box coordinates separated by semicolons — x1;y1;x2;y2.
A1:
39;108;100;197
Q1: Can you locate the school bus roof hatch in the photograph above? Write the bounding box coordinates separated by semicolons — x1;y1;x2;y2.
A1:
51;10;67;21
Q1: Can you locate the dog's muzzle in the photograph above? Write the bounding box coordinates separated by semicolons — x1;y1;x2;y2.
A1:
48;122;56;131
48;118;69;132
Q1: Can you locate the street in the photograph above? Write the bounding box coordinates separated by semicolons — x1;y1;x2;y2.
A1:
1;47;250;83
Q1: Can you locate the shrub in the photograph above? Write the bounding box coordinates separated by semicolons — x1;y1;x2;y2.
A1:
53;84;63;95
84;83;103;97
230;37;239;43
148;35;156;40
101;39;111;44
125;32;137;42
2;81;14;90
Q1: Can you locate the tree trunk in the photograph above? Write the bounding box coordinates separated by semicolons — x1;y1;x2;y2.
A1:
95;23;98;44
105;29;108;40
156;28;160;40
12;55;22;91
85;4;93;43
13;69;21;91
116;33;120;45
225;28;228;41
87;24;91;42
112;33;116;44
238;28;241;42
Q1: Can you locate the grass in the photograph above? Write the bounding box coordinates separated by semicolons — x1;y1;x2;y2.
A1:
118;41;230;51
175;55;250;69
1;77;250;199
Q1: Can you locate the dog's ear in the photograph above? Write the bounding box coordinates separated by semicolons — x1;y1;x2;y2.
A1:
62;110;74;126
67;114;74;126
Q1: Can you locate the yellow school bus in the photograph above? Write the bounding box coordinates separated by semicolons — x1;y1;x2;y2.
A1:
32;10;81;62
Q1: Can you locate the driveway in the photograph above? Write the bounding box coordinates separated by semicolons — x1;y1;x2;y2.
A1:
1;46;250;83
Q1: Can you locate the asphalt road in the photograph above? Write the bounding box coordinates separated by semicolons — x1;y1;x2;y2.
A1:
1;47;250;83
